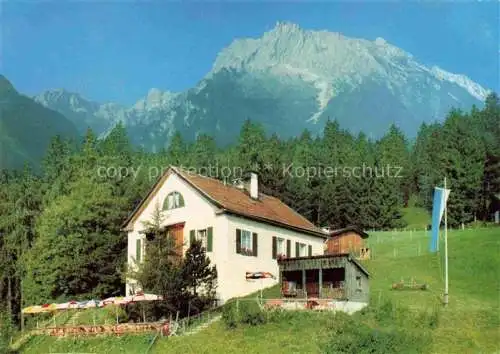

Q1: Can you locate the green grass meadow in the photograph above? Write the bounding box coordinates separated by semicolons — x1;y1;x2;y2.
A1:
19;227;500;354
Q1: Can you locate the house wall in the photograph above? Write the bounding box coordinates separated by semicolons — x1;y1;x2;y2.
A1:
126;172;325;303
216;214;325;301
345;262;369;303
325;232;365;254
126;173;223;297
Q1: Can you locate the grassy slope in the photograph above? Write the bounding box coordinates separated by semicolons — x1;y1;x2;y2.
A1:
20;228;500;353
364;228;500;352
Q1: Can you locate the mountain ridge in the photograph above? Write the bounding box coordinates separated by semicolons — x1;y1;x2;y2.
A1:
32;22;490;150
211;22;488;100
0;76;80;170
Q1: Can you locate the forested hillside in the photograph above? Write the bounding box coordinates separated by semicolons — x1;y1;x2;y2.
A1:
0;76;79;171
0;93;498;333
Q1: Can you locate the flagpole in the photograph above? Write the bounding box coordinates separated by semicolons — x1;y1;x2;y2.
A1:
443;177;449;306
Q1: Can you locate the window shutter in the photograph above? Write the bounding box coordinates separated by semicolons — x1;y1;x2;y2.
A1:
178;193;185;207
286;239;291;258
136;239;141;262
207;227;213;252
236;229;241;254
190;230;195;246
308;245;312;257
252;232;258;257
272;236;277;259
295;242;299;257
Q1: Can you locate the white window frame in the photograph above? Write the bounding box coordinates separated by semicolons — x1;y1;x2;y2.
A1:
241;230;253;254
299;243;307;257
164;191;184;210
277;237;286;257
167;194;175;209
197;229;208;250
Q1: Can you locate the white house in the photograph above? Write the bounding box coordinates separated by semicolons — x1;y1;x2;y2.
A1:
123;166;327;303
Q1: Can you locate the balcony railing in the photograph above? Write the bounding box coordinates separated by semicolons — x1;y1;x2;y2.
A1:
281;285;346;300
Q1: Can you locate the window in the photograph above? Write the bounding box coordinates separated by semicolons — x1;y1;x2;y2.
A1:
273;237;287;259
197;229;208;250
189;227;213;252
299;243;307;257
277;238;285;256
236;229;257;257
295;242;307;257
163;191;185;210
241;230;252;253
356;275;362;290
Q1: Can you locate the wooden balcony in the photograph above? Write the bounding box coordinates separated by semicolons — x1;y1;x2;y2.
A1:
281;282;346;300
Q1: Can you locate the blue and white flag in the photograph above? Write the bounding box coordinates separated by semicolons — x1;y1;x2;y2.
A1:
430;186;451;253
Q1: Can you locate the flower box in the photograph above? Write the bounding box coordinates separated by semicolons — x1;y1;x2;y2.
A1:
240;247;254;256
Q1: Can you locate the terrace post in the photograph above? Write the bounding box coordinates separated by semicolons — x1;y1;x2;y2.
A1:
319;267;323;298
302;268;306;298
278;268;282;292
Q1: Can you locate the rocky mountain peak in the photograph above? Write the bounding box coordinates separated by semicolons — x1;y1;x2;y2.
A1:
31;22;491;152
133;88;178;111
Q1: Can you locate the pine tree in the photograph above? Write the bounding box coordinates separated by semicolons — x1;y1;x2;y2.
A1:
182;240;217;299
0;167;42;322
438;110;485;225
477;93;500;220
189;134;217;170
371;125;408;228
236;119;267;173
285;130;317;222
166;131;186;166
99;122;132;163
132;202;217;315
259;133;286;197
0;309;14;353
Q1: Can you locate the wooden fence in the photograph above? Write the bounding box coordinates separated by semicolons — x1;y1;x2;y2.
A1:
27;304;224;338
41;322;165;336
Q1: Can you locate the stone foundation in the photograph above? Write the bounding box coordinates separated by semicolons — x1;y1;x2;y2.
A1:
264;298;368;314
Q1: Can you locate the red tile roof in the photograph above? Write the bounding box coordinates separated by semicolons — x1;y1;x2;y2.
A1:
123;166;326;238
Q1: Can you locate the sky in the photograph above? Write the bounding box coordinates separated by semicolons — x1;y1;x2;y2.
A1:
2;1;499;105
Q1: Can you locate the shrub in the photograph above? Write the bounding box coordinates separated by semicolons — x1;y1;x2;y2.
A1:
238;301;265;326
266;307;293;323
222;300;266;328
222;301;238;329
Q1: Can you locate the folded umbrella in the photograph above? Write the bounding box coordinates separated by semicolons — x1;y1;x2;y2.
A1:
246;271;275;279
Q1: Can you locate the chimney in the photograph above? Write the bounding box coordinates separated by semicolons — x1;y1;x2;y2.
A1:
250;172;258;199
